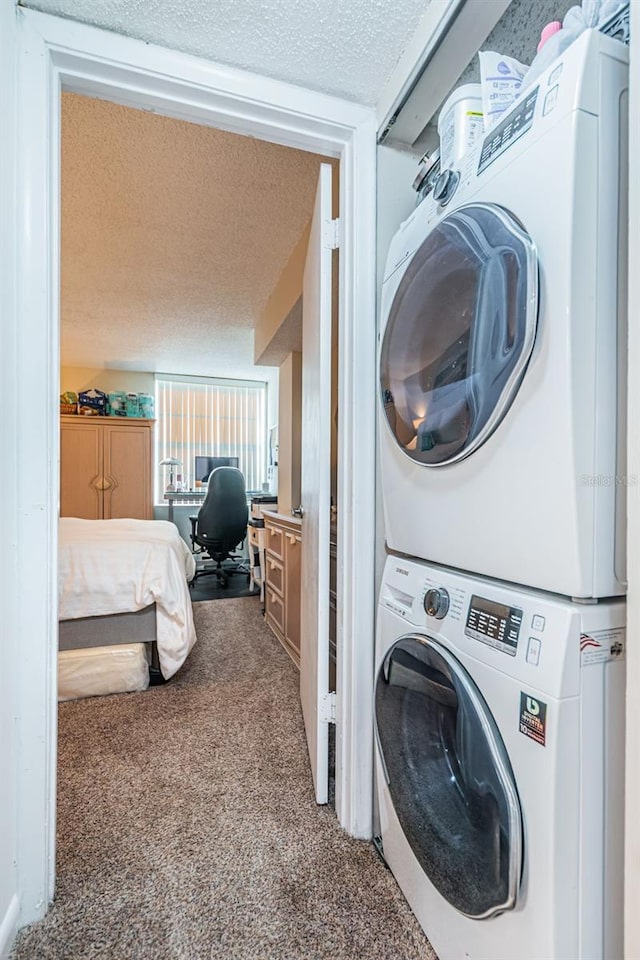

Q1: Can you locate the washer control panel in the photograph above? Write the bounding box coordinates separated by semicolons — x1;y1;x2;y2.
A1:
465;595;523;656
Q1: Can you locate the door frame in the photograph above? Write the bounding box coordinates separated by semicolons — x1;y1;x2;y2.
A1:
626;4;640;956
13;7;377;924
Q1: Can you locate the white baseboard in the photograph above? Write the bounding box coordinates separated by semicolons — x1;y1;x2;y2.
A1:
0;894;19;960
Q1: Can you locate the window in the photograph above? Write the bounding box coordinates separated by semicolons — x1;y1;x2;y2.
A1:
155;375;268;502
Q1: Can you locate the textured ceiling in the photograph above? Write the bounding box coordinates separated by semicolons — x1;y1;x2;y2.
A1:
61;92;326;376
25;0;433;105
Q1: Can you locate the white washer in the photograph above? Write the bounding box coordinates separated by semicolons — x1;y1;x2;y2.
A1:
375;554;625;960
379;30;629;599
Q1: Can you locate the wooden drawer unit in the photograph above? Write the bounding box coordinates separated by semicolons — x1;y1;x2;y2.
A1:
265;587;285;637
265;554;284;596
265;521;284;560
262;511;302;669
248;525;261;550
284;529;302;661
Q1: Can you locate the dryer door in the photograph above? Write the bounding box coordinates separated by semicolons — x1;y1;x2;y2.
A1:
380;203;538;466
375;634;523;919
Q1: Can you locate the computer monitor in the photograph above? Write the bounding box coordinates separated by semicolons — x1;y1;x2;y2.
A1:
194;455;240;483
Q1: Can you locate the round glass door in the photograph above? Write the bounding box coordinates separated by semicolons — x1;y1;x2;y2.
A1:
380;203;538;466
375;634;523;919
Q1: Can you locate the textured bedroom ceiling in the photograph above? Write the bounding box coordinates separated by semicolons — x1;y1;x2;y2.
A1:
60;92;326;375
24;0;434;104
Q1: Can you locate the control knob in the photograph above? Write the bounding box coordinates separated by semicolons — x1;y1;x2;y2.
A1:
424;587;450;619
432;168;460;205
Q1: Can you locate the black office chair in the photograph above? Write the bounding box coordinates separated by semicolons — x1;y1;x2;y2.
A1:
189;467;249;588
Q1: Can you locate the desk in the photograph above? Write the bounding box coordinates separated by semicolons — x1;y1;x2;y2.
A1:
163;490;205;524
163;492;270;597
163;489;271;523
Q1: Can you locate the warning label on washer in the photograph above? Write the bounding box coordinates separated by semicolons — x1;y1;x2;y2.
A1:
519;693;547;746
580;627;625;667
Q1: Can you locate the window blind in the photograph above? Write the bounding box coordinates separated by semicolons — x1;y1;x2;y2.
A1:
155;376;267;502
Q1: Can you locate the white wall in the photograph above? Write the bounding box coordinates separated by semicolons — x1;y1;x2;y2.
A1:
60;365;155;395
0;0;21;955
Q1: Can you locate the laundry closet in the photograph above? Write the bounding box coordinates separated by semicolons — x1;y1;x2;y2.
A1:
373;2;629;958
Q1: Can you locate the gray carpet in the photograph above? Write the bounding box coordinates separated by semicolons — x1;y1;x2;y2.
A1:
11;598;435;960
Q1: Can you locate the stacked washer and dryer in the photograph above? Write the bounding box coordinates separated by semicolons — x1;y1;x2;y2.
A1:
375;30;628;960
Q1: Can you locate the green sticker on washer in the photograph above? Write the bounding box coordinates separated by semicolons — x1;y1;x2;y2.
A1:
519;692;547;746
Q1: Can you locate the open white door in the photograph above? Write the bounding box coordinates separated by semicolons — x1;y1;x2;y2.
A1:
300;162;336;804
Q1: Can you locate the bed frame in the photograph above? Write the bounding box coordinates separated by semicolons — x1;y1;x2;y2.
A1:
58;604;165;684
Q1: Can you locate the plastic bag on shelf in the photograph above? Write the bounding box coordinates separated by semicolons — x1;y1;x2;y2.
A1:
479;51;529;132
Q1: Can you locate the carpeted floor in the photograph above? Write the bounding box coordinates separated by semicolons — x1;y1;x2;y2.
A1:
188;567;256;602
11;597;435;960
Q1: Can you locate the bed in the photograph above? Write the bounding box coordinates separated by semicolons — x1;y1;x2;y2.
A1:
58;518;197;697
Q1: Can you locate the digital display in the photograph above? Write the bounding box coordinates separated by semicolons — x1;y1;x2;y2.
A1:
465;595;523;657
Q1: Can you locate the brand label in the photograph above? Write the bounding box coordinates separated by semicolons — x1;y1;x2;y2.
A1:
519;692;547;746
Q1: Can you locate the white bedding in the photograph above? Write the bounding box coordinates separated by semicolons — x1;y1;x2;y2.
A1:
59;518;197;679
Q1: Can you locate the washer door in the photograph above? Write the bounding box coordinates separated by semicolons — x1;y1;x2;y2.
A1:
380;203;538;466
375;634;523;919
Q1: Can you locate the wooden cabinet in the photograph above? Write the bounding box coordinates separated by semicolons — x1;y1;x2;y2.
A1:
263;512;302;667
60;416;153;520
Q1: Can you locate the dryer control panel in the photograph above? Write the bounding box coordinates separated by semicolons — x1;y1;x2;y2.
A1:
465;595;523;656
477;86;539;175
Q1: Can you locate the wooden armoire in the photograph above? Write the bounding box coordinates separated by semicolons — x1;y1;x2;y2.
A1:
60;415;154;520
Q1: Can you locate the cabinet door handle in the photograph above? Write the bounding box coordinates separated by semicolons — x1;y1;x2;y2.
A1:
93;476;111;491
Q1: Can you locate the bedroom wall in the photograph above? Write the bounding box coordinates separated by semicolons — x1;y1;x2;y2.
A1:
60;365;155;395
1;0;20;953
62;362;278;552
61;366;278;427
277;351;302;515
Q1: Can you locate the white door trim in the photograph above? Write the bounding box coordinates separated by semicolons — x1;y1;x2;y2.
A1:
625;5;640;957
14;7;377;925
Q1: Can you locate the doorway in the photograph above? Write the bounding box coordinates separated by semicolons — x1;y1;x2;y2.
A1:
13;7;376;924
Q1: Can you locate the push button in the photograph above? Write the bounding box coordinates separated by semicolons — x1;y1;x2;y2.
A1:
531;615;546;631
526;637;542;666
543;85;559;116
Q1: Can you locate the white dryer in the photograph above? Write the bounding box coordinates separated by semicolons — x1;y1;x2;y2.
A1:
379;30;629;599
375;554;625;960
